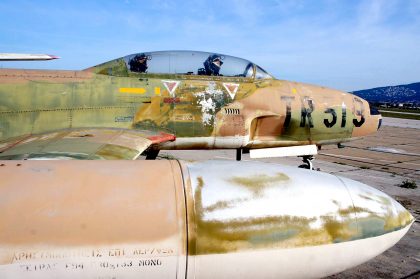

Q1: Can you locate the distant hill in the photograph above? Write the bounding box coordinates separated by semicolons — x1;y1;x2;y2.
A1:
352;82;420;104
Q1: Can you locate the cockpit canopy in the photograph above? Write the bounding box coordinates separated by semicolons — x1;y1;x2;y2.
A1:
91;50;273;80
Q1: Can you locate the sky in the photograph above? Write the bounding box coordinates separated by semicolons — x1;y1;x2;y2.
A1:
0;0;419;91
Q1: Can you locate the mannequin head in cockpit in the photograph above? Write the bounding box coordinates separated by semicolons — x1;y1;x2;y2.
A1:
129;53;148;73
204;54;223;76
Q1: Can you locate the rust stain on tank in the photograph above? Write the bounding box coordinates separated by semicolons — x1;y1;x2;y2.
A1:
228;173;289;195
190;175;413;255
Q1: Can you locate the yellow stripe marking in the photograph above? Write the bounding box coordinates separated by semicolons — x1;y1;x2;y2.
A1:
119;88;146;94
154;87;161;95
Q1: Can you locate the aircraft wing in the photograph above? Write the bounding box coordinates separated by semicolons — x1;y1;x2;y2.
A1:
0;53;59;61
0;129;175;160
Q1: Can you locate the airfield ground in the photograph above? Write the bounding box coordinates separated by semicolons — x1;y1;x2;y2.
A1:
153;117;420;279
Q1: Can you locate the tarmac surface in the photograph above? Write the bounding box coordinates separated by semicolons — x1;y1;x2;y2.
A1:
155;117;419;279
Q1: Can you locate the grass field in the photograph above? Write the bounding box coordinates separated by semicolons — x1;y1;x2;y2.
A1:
378;107;420;113
379;110;420;120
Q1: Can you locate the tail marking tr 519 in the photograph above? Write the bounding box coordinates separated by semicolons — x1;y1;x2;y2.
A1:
0;51;381;160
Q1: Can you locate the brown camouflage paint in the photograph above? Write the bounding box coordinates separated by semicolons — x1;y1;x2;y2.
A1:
0;58;380;153
0;160;187;264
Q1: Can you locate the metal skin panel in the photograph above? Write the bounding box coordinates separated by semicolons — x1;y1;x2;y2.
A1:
185;160;413;279
0;160;187;279
0;51;381;156
0;160;413;278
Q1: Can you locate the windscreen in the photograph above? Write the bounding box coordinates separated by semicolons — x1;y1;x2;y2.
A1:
124;51;258;78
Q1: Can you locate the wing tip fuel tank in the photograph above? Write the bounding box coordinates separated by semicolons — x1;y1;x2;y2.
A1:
0;53;60;61
185;160;414;278
0;160;413;278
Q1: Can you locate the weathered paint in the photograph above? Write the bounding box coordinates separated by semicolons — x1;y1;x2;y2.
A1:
0;160;187;278
0;160;413;278
0;129;174;160
186;161;413;256
188;226;410;279
185;160;413;278
0;51;381;156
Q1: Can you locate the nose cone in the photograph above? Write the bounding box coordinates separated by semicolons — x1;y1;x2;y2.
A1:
369;105;382;130
338;176;414;238
352;100;382;137
186;160;414;279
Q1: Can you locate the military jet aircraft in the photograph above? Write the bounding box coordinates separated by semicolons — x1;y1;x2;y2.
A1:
0;52;412;278
0;51;381;166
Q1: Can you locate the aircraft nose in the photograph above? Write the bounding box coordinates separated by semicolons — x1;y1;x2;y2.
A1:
338;176;414;239
369;106;382;130
353;102;382;137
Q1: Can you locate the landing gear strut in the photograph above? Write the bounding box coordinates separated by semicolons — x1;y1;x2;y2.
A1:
146;149;159;160
236;148;249;161
236;148;242;161
298;155;314;170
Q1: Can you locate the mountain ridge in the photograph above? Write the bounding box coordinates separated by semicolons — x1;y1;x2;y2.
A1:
352;82;420;104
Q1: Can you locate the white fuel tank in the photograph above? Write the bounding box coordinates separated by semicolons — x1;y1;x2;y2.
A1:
0;160;413;279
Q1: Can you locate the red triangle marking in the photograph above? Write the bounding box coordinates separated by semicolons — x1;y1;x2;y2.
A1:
166;82;176;92
226;84;237;93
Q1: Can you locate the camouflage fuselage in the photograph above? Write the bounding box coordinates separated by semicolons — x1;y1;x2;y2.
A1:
0;68;380;150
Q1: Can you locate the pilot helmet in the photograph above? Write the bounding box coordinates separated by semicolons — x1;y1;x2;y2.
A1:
204;54;223;75
136;53;147;62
